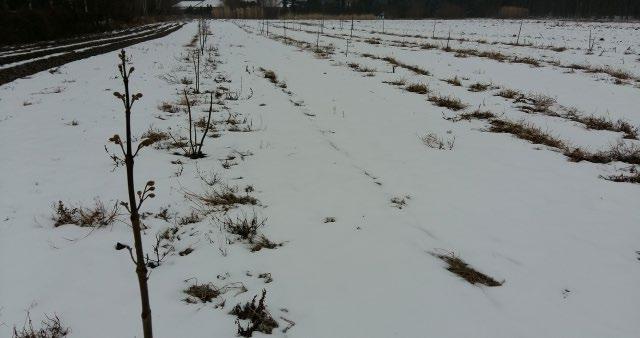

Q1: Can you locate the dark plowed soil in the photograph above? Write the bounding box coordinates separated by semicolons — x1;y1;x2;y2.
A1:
0;22;184;86
0;24;171;65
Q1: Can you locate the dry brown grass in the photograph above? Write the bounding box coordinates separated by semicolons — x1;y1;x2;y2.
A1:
525;94;556;113
495;88;522;99
421;132;455;150
250;235;282;252
141;127;170;145
52;200;119;228
158;101;179;114
488;119;565;149
363;55;430;76
222;213;266;241
513;56;541;67
405;83;429;94
468;82;491;92
446;110;496;122
428;95;467;111
12;313;70;338
183;281;247;304
602;170;640;184
564;141;640;165
259;67;278;84
231;289;279;337
184;183;258;214
443;76;462;86
567;112;639;140
348;62;376;73
184;283;221;303
383;78;406;86
435;252;503;287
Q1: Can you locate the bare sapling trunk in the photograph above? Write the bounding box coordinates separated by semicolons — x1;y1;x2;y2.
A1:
181;90;212;159
587;29;594;53
350;15;354;38
110;50;157;338
191;50;200;93
197;92;214;155
198;19;208;55
184;89;195;155
516;21;523;45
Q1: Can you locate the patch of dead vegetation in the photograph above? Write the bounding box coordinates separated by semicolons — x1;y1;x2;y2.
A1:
185;183;259;214
360;53;430;76
231;289;279;337
519;94;556;114
499;91;639;140
602;170;640;184
569;63;635;81
428;95;467;111
52;200;119;228
183;281;247;304
141;127;170;149
468;82;491;92
405;83;429;94
383;77;407;86
563;109;638;140
12;313;70;338
488;119;565;149
184;282;221;303
220;212;282;252
495;88;522;99
512;56;541;67
421;132;455;150
434;252;503;287
158;101;179;114
260;68;278;84
443;76;462;86
445;110;496;122
564;141;640;165
222;213;266;241
391;196;409;209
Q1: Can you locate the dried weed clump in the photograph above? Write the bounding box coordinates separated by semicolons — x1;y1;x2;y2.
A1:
435;252;503;287
52;200;119;228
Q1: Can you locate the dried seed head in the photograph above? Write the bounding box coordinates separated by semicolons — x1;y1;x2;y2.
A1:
108;134;122;144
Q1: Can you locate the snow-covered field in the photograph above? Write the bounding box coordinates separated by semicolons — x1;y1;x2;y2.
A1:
1;19;640;338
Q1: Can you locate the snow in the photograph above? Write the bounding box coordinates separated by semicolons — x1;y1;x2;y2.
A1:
1;19;640;338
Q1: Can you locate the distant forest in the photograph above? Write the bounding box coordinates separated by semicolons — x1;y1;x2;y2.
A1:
282;0;640;19
0;0;174;44
1;0;639;45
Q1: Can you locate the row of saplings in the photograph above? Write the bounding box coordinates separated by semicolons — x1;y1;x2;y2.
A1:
16;45;280;338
